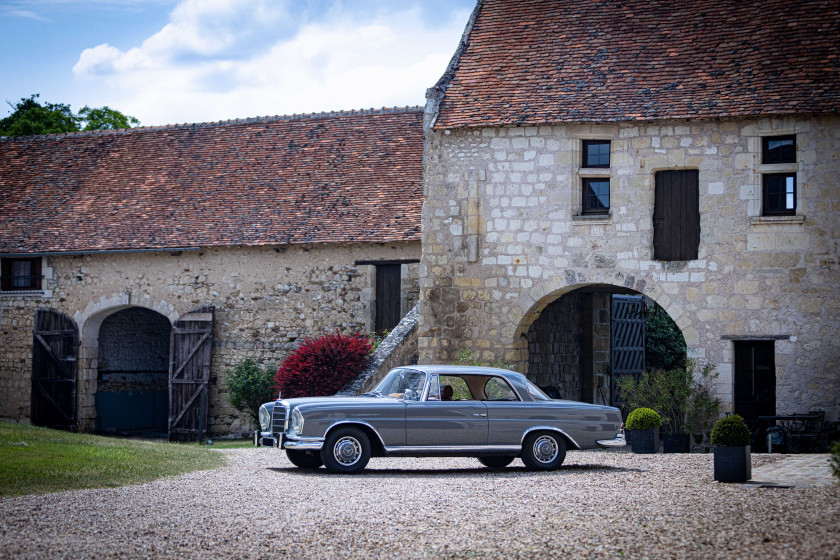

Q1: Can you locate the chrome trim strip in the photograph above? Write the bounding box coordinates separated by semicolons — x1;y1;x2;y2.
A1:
384;445;521;454
596;433;627;447
521;426;581;449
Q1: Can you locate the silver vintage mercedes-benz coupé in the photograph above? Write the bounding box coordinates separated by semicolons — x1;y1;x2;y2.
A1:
254;365;625;473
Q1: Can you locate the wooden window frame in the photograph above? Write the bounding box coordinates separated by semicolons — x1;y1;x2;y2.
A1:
762;135;796;165
582;140;611;168
762;173;796;216
581;178;610;215
1;257;42;291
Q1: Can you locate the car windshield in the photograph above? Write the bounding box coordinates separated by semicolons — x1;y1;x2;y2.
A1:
374;368;428;401
526;380;552;401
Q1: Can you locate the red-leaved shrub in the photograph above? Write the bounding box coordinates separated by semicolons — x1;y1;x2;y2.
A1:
274;331;374;398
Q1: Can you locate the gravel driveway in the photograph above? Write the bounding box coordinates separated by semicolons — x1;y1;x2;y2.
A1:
1;448;838;559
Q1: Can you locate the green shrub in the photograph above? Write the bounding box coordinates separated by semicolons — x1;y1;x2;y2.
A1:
830;441;839;482
645;303;687;371
626;407;662;430
225;359;277;428
710;414;751;447
617;360;721;435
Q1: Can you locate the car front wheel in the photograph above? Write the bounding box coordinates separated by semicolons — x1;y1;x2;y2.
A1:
321;427;371;474
286;449;323;469
521;432;567;470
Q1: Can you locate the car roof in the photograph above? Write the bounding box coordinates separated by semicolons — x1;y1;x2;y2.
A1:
399;364;525;381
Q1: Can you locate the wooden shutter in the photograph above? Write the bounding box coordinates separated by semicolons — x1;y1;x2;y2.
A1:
653;170;700;261
375;264;401;333
31;310;78;429
610;295;645;407
168;306;214;441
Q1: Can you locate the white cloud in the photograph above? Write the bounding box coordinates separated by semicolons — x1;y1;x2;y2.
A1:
72;0;470;125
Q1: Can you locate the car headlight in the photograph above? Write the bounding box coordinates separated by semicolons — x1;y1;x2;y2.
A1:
290;408;304;434
259;404;271;432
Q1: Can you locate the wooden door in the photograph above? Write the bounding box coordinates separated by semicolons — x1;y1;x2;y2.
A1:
375;264;401;334
31;310;78;429
653;170;700;261
610;295;646;407
168;307;214;441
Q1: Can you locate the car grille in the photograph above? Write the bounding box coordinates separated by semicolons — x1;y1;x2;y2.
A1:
272;402;288;436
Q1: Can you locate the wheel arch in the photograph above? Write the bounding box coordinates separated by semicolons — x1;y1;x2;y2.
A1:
520;426;580;451
324;420;387;457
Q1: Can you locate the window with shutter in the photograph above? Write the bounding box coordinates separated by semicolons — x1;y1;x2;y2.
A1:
653;170;700;261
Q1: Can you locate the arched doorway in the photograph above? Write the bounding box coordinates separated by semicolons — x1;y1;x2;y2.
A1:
524;285;685;407
94;307;171;437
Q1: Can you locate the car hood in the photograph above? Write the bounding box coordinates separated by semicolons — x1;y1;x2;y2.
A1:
281;395;396;408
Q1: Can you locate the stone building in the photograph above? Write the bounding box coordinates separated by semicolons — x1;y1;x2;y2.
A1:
419;0;840;425
0;108;423;437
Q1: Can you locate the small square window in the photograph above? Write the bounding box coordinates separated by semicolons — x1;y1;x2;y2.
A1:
762;135;796;164
582;140;610;168
762;173;796;215
1;257;42;291
582;178;610;214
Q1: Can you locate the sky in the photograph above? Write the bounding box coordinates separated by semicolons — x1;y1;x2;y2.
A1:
0;0;475;127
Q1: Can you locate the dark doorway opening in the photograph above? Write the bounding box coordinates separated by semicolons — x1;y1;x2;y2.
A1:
95;307;171;437
734;340;776;447
375;264;401;334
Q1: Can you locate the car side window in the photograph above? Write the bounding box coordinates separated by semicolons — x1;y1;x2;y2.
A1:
439;375;473;400
426;374;440;401
484;377;519;401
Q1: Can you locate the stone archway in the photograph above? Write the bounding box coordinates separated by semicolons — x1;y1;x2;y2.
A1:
516;283;685;407
94;307;172;436
75;295;179;434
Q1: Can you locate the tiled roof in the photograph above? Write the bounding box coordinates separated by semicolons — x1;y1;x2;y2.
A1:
432;0;840;128
0;108;423;255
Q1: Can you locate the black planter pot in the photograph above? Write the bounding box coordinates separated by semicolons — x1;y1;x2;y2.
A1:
629;429;659;453
663;433;691;453
713;445;751;482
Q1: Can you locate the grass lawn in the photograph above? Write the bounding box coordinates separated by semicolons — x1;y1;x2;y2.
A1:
0;421;226;498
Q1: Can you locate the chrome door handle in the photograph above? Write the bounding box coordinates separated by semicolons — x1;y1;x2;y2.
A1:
473;413;487;417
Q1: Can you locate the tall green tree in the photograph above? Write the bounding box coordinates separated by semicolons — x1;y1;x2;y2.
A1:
0;94;139;137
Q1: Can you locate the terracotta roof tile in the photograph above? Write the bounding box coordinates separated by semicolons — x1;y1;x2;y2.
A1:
0;108;423;255
433;0;840;128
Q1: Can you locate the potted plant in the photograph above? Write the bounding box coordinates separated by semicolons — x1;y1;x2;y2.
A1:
710;414;752;482
626;407;661;453
618;361;722;453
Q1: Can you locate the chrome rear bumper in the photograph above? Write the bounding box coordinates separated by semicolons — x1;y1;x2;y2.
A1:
596;432;626;447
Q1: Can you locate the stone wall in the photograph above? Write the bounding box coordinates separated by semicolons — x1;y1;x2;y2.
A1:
0;241;420;435
419;114;840;420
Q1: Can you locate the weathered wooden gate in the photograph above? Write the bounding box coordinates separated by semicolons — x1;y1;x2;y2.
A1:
610;295;646;408
31;310;78;429
168;306;214;441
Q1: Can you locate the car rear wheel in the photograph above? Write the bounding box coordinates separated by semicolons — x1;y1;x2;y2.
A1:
478;456;515;469
321;427;371;474
521;432;567;470
286;449;323;469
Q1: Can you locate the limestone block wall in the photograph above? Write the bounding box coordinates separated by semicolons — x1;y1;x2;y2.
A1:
0;241;419;435
419;114;840;420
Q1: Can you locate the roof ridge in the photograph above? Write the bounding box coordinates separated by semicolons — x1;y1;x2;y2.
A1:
0;105;425;141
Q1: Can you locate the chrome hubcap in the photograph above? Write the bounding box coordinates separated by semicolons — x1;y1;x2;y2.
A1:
533;435;559;464
334;436;361;466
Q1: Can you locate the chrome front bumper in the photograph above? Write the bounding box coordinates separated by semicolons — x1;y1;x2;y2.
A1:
596;432;626;448
283;436;325;451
